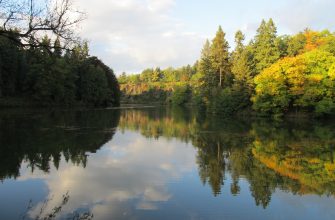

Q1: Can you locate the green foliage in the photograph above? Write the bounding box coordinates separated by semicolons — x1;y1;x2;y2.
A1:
207;87;248;116
0;36;24;96
231;30;253;93
315;97;335;116
253;19;281;73
0;35;120;107
53;37;62;58
29;57;76;104
253;49;335;116
287;32;306;56
210;26;231;87
171;85;190;106
119;19;335;118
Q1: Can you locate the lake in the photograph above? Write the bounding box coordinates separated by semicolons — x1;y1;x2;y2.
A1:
1;106;335;220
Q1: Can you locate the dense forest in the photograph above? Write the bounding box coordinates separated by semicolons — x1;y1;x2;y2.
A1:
0;35;120;107
0;0;120;107
119;19;335;117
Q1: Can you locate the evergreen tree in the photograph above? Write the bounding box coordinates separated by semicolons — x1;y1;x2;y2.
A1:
287;32;306;56
54;37;62;58
152;67;162;82
197;40;215;95
230;31;253;111
231;30;252;91
253;19;280;73
41;35;51;56
210;26;231;87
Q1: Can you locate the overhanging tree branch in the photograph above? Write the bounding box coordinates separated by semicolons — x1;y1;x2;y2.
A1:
0;0;86;50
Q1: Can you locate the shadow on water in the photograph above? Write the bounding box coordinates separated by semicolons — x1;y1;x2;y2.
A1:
0;109;121;181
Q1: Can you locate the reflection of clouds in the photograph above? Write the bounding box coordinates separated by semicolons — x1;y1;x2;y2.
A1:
18;130;196;219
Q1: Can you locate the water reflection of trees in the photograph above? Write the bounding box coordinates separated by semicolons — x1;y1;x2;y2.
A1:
0;109;120;181
118;107;335;208
2;107;335;208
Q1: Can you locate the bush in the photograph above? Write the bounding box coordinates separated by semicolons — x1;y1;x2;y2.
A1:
171;85;190;106
315;97;335;116
207;87;248;117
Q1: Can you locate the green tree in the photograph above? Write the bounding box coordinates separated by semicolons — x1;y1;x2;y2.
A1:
253;19;280;73
170;85;190;106
152;67;162;82
41;35;51;56
252;49;335;116
54;37;62;58
231;30;252;91
287;32;306;56
210;26;231;87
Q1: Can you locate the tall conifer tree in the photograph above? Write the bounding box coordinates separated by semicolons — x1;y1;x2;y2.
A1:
231;30;252;90
253;19;280;73
54;37;62;58
210;26;230;87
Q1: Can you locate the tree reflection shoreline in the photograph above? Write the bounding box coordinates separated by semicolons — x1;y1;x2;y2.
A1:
1;107;335;219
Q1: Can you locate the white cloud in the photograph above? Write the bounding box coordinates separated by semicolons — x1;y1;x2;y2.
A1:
275;0;335;33
69;0;335;74
75;0;203;74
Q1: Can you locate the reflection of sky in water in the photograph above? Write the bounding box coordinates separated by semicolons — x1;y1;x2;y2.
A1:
2;128;335;219
19;130;196;219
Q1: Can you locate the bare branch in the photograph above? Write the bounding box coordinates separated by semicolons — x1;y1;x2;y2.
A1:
0;0;86;50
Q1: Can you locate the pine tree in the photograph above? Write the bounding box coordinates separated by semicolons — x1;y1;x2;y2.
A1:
41;35;51;56
210;26;231;87
253;19;280;73
234;30;245;55
198;40;215;92
54;37;62;58
152;67;162;82
231;30;252;89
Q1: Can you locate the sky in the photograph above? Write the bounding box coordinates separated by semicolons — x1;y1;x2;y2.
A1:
74;0;335;75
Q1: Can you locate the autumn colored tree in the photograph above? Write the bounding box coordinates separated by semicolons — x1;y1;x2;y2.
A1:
252;49;335;116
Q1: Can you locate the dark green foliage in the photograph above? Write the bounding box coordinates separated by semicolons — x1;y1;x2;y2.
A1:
83;57;120;106
28;58;76;104
77;63;109;106
315;97;335;116
207;87;249;117
0;35;25;96
210;26;231;87
54;37;62;58
287;32;306;56
231;30;253;94
253;19;281;73
0;35;120;107
171;85;190;106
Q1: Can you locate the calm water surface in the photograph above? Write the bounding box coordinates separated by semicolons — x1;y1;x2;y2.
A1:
1;107;335;220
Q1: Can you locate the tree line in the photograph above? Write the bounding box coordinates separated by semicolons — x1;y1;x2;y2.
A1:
0;0;120;107
0;34;120;107
119;19;335;117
